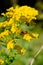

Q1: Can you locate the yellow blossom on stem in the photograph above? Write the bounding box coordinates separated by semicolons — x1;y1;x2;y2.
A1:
1;13;5;16
21;48;26;55
8;18;14;26
6;7;14;12
31;33;39;38
15;28;21;34
0;59;4;65
7;40;15;50
13;5;38;22
0;18;14;28
0;30;9;38
11;24;16;33
11;24;21;34
2;5;38;23
23;34;32;41
0;21;7;28
3;21;9;27
0;23;3;28
0;21;11;28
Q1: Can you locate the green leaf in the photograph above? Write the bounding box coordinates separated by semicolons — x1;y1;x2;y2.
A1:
0;16;7;22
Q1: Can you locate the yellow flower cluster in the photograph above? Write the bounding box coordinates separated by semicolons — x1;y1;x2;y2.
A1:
11;24;21;34
23;34;32;41
7;40;15;50
0;30;9;38
21;48;26;55
0;19;14;28
31;32;39;38
23;33;39;41
0;19;21;35
7;40;26;54
0;6;39;56
2;5;38;23
0;5;38;37
0;21;8;27
0;59;4;65
1;7;14;17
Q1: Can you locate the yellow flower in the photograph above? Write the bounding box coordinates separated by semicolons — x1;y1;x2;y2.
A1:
3;21;8;27
0;18;14;28
15;28;21;34
11;24;16;33
0;23;3;28
3;6;38;23
23;34;32;41
7;40;15;50
6;7;14;11
1;13;5;16
0;30;9;38
21;48;26;55
11;24;21;34
0;59;4;65
31;33;39;38
13;5;38;22
5;12;13;17
8;18;14;26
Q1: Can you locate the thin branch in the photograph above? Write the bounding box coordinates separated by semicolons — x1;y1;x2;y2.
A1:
34;45;43;58
30;45;43;65
26;45;43;65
